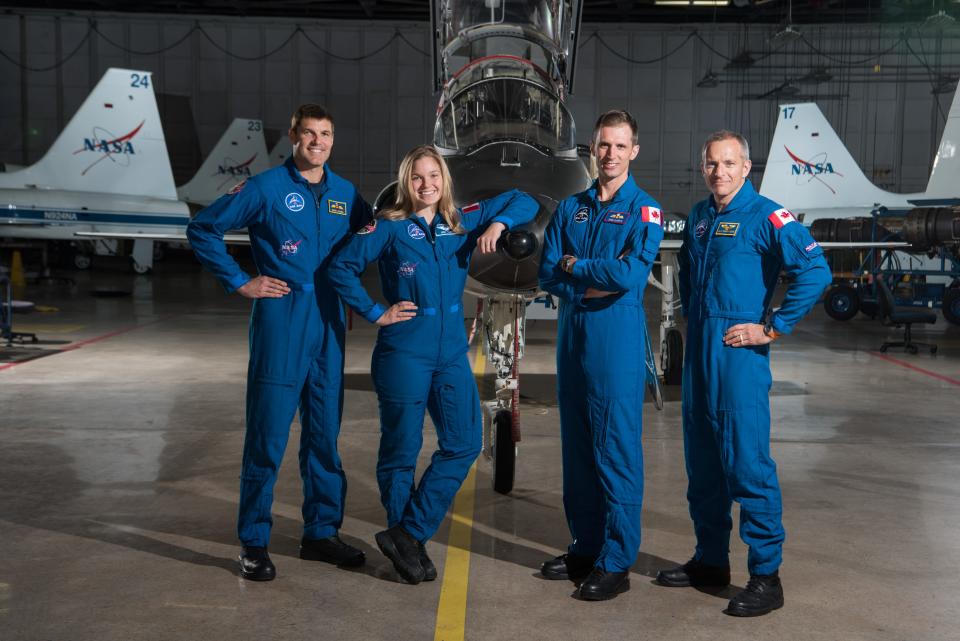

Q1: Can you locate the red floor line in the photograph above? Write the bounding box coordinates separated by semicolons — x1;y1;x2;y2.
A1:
870;351;960;387
0;316;173;372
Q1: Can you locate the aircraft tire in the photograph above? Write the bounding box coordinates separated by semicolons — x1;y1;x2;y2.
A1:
942;288;960;326
823;284;859;321
492;409;515;495
663;329;683;386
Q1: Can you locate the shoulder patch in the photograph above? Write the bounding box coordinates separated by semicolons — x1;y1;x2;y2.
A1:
357;219;377;235
228;179;247;195
641;206;662;226
768;208;796;229
462;202;481;214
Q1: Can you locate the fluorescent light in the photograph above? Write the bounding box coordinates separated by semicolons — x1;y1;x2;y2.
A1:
655;0;731;5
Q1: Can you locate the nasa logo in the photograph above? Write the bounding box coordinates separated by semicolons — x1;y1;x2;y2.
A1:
357;220;377;235
695;218;709;238
785;147;842;177
280;239;303;256
74;120;145;176
285;192;305;212
217;154;257;178
398;261;418;278
574;208;589;223
328;200;347;216
805;241;819;252
407;223;426;240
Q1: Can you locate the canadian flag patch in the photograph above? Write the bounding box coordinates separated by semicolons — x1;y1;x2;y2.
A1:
641;206;662;226
462;202;481;213
768;208;796;228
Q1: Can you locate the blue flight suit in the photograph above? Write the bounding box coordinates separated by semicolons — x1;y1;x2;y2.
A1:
326;190;538;542
538;176;664;572
187;157;371;548
678;180;831;575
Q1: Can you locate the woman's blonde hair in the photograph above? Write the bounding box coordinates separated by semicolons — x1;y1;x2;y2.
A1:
379;145;463;233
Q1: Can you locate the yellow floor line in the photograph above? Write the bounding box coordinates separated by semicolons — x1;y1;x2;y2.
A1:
433;345;484;641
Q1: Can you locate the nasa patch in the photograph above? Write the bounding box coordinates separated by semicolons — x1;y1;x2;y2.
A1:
805;241;819;252
715;222;740;237
574;207;589;223
407;223;426;240
228;179;247;195
695;218;709;238
603;211;629;225
398;261;418;278
357;220;377;235
284;192;305;212
328;200;347;216
280;239;303;256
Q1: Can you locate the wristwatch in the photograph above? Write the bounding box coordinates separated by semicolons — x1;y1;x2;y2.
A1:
762;322;782;341
561;256;575;273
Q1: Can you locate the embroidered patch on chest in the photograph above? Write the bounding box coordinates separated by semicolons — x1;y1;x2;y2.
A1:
695;218;709;238
407;223;426;240
398;261;418;278
328;200;346;215
357;220;377;235
280;239;303;256
436;222;455;237
284;192;305;212
574;207;589;223
603;211;629;225
714;221;740;237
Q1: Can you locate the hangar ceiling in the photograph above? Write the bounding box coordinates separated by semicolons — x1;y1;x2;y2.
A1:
0;1;943;24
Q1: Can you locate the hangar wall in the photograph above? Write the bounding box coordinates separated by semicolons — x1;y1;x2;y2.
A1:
2;9;959;214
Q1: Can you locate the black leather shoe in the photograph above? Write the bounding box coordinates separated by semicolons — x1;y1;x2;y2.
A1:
656;558;731;588
576;567;630;601
418;542;437;582
540;553;596;581
238;546;276;581
299;535;365;568
724;573;784;617
375;526;425;584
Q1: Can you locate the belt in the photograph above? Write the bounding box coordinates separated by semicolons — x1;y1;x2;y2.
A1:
285;281;314;292
417;302;461;316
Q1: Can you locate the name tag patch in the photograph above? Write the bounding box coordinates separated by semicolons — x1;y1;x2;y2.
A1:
603;211;629;225
714;221;740;237
328;200;347;216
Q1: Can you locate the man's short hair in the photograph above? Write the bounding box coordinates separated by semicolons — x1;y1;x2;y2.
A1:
592;109;639;146
290;104;334;133
701;130;750;164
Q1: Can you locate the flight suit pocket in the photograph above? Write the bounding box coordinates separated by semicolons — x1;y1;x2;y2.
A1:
430;380;481;454
248;296;295;385
717;407;763;488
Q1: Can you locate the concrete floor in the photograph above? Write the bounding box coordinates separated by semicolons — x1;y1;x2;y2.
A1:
1;251;959;641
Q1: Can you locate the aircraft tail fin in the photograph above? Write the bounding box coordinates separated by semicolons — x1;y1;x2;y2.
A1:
177;118;269;206
0;68;179;200
925;85;960;199
760;102;894;211
268;138;289;167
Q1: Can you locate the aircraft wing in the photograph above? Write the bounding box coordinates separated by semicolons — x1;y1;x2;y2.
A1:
74;230;251;244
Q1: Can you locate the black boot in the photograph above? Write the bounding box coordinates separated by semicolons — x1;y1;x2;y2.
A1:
375;525;425;585
656;558;731;588
418;542;437;582
238;546;276;581
540;553;596;582
724;573;784;617
299;535;365;568
576;567;630;601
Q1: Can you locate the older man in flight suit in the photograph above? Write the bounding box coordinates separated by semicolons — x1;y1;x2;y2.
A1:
188;104;371;581
538;110;664;601
656;130;831;616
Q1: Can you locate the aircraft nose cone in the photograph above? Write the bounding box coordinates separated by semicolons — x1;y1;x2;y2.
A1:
502;230;538;260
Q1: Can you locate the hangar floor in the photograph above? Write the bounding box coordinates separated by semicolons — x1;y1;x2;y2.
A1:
1;253;958;641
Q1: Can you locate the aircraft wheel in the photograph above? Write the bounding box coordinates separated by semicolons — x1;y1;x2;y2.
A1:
131;259;151;275
663;329;683;386
823;284;859;321
73;254;92;270
491;409;516;496
942;288;960;326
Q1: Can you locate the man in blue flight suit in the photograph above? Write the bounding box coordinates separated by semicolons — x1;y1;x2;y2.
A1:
655;131;831;616
538;110;664;601
188;104;372;581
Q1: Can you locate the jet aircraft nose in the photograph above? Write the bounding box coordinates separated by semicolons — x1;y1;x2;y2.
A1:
502;229;538;260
